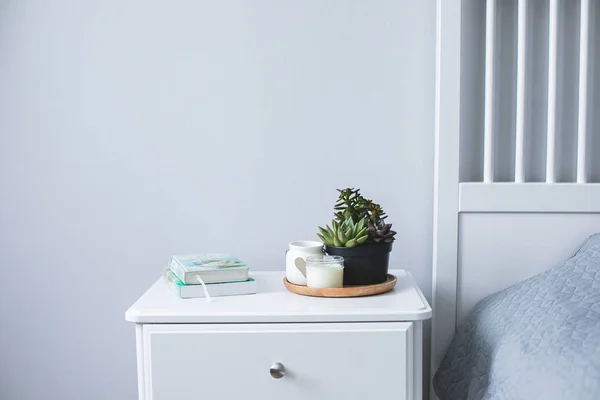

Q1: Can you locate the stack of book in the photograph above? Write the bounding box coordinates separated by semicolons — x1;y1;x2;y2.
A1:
163;253;257;299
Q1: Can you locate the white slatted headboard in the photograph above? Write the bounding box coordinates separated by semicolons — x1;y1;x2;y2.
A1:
432;0;600;395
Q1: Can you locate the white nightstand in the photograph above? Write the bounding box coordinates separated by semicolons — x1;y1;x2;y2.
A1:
126;269;431;400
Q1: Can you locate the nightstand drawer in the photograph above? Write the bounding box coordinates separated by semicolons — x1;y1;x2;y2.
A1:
143;322;413;400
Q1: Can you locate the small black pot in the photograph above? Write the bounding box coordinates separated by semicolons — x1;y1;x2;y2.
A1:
325;242;393;285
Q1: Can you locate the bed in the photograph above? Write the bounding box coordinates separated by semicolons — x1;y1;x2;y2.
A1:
434;233;600;399
431;0;600;399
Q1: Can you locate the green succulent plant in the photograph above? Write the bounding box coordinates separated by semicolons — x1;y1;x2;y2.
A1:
317;217;369;248
318;188;397;247
334;188;365;224
334;188;388;226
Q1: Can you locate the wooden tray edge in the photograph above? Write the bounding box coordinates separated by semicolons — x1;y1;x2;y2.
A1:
283;274;397;298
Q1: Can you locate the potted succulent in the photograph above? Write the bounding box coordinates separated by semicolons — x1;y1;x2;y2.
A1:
316;188;397;285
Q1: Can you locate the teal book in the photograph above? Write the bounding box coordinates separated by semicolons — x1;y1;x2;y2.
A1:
163;269;256;299
169;253;249;284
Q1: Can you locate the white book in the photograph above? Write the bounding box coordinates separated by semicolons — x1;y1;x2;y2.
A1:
163;269;257;299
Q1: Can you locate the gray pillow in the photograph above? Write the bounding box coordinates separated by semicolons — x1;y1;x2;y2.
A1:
433;233;600;400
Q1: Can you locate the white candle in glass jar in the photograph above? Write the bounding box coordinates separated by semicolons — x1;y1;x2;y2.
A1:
306;265;344;288
305;255;344;288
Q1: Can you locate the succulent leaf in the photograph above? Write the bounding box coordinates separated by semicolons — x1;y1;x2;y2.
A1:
317;233;333;245
357;218;365;231
318;226;330;237
338;229;347;244
341;219;350;231
356;234;368;245
345;238;358;247
333;235;343;247
344;226;354;238
325;224;334;236
356;227;369;238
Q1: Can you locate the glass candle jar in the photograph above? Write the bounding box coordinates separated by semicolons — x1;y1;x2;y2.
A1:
304;255;344;288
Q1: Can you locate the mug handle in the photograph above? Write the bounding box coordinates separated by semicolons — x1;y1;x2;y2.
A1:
294;257;307;277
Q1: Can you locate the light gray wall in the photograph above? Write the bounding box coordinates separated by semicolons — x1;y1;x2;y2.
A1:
0;1;436;399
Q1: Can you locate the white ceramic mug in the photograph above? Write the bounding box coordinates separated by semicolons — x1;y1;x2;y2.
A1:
285;241;324;285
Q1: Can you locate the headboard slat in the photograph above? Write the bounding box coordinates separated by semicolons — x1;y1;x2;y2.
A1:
515;0;528;184
546;0;560;183
577;0;591;184
483;0;496;183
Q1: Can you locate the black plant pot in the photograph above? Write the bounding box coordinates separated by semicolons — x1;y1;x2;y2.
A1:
325;242;393;286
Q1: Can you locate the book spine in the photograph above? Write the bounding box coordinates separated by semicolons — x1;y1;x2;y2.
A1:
169;257;188;283
162;271;182;297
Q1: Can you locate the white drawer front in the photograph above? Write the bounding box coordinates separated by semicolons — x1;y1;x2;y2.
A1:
143;322;413;400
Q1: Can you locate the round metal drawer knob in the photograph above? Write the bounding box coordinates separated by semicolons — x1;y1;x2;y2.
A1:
270;362;285;379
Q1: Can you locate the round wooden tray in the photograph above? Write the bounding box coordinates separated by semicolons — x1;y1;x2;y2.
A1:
283;274;397;298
